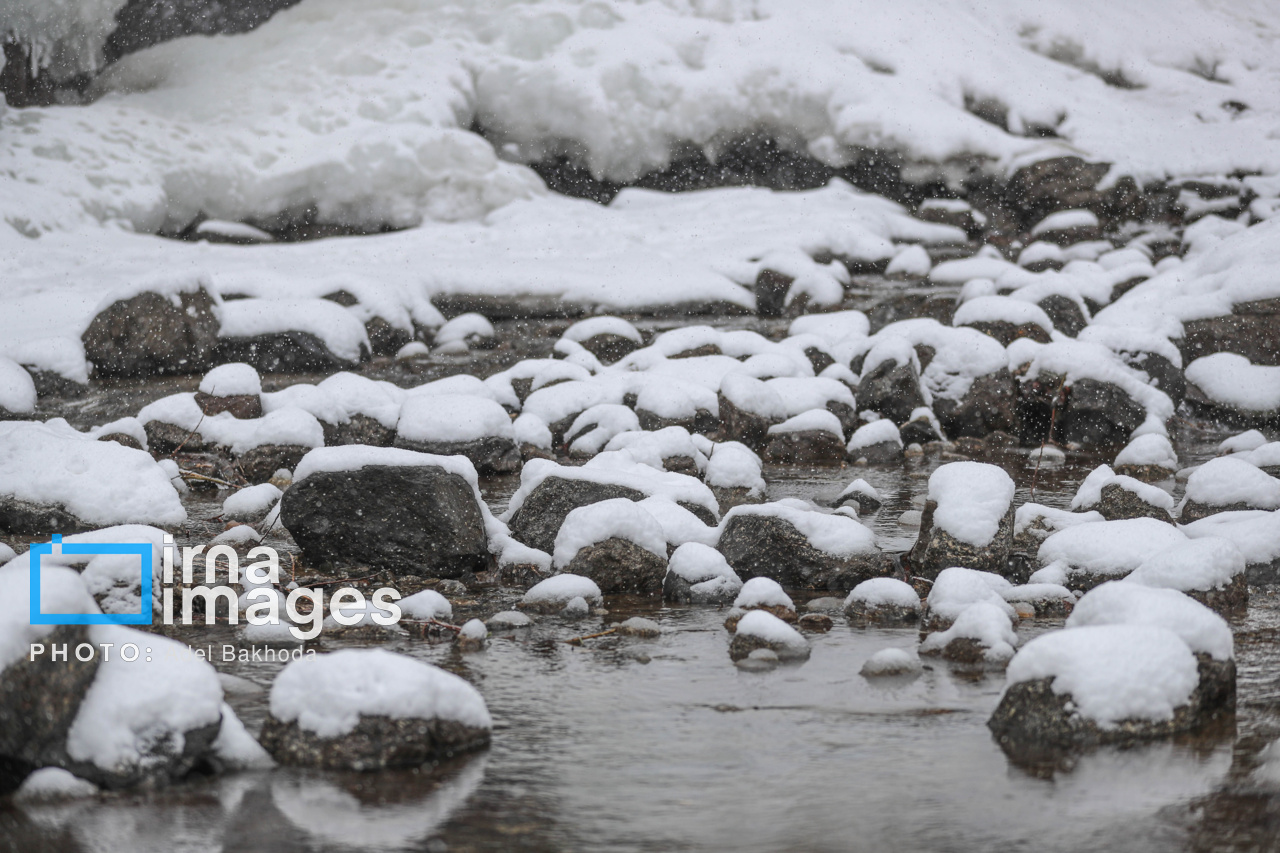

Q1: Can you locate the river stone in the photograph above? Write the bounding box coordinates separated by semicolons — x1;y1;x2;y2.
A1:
636;407;719;436
194;390;262;419
0;625;99;792
259;714;490;771
1037;295;1089;337
1017;372;1146;448
65;717;222;791
507;477;648;554
1004;156;1111;226
1114;463;1177;483
898;411;942;447
394;435;522;476
216;330;365;373
97;432;144;451
1180;499;1268;524
857;357;928;425
577;333;641;365
961;319;1052;347
1186;575;1249;617
728;630;810;662
717;392;782;451
844;599;920;625
988;653;1235;757
0;496;90;537
1093;481;1173;523
717;513;892;591
143;419;205;454
236;444;310;484
1179;298;1280;367
82;286;221;378
564;538;666;595
1117;350;1185;406
919;636;1000;665
754;269;794;318
322;414;397;448
281;464;490;578
762;429;847;466
906;499;1015;580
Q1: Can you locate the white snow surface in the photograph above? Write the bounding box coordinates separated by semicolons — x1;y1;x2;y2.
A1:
666;542;742;601
1114;434;1178;471
733;609;806;653
552;498;668;568
1181;510;1280;569
861;647;923;677
13;767;99;801
1220;430;1269;455
0;358;38;414
1069;581;1233;660
733;577;794;611
1186;354;1280;415
65;625;225;773
222;483;283;522
767;409;844;438
844;577;921;610
1037;518;1187;578
703;442;765;494
926;567;1015;624
522;573;603;608
926;462;1015;547
198;363;262;398
397;393;515;444
637;496;718;548
269;649;491;737
562;316;643;345
1183;457;1280;510
218;299;370;364
847;419;902;453
398;589;454;622
1070;465;1175;512
0;420;186;527
952;296;1055;334
0;558;99;671
503;456;718;523
1005;625;1200;727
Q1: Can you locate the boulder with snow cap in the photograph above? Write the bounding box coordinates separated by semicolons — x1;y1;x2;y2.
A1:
663;542;742;604
260;649;491;771
552;499;668;595
1182;510;1280;585
1033;518;1189;592
843;577;921;624
1179;456;1280;523
704;441;767;512
920;567;1016;631
833;478;882;515
519;574;604;614
846;419;903;464
1126;538;1248;615
920;602;1018;666
988;624;1228;758
717;501;890;591
728;610;810;662
215;298;371;373
281;447;491;578
81;282;221;378
1180;299;1280;369
717;373;786;451
0;357;38;420
897;406;943;447
953;296;1053;347
395;393;520;476
728;577;797;626
763;409;847;466
1029;209;1101;245
561;316;643;364
856;339;928;426
1113;433;1178;482
194;362;263;419
505;458;718;553
933;368;1021;440
1069;465;1174;523
907;462;1015;580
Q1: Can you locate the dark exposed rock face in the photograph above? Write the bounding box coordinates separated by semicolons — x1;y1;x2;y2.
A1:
215;331;366;373
105;0;305;62
934;370;1021;439
636;407;718;435
711;486;766;514
754;269;795;317
844;600;920;625
1093;482;1173;522
988;654;1235;758
762;430;847;466
1117;351;1185;406
68;718;223;791
259;714;490;771
907;499;1015;580
1036;295;1089;337
1004;156;1111;226
1114;463;1176;483
0;626;100;791
508;477;647;554
960;320;1051;347
394;436;522;476
1179;299;1280;367
323;414;397;448
578;333;641;364
1180;500;1265;525
857;358;927;425
718;514;891;590
564;538;667;595
848;438;904;464
0;497;89;536
195;391;262;420
144;420;205;454
236;444;310;484
82;287;221;378
728;631;810;661
1017;372;1147;448
1186;575;1249;616
716;393;782;451
281;465;491;577
834;490;882;515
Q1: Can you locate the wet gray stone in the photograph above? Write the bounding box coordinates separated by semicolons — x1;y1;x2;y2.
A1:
718;513;892;591
82;286;220;378
565;538;667;596
259;714;490;771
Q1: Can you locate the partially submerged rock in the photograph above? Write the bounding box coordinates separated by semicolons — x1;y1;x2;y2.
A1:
259;649;491;771
728;610;810;662
907;462;1015;579
843;577;921;624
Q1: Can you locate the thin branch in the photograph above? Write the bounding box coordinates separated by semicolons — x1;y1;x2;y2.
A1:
565;628;617;645
167;412;207;458
1029;375;1067;502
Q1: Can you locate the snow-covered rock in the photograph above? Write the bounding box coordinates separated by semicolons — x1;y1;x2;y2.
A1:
921;567;1015;630
1033;518;1187;591
1113;433;1178;481
843;577;921;623
395;393;519;475
907;462;1015;578
728;610;809;662
552;499;668;595
1181;510;1280;585
663;542;742;605
260;649;491;770
0;357;38;417
846;418;903;464
1179;456;1280;522
519;574;603;614
920;601;1018;665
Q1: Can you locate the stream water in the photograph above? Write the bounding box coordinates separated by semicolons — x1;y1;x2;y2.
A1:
2;317;1278;853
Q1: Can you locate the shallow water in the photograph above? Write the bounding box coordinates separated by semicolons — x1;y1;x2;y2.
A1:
5;329;1280;853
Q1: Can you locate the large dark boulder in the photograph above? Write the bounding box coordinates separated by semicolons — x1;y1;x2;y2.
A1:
934;369;1021;439
0;626;100;791
907;500;1015;580
1180;299;1280;367
215;331;365;374
717;513;891;590
81;286;221;378
507;477;647;554
281;464;491;577
857;358;927;425
394;436;521;476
